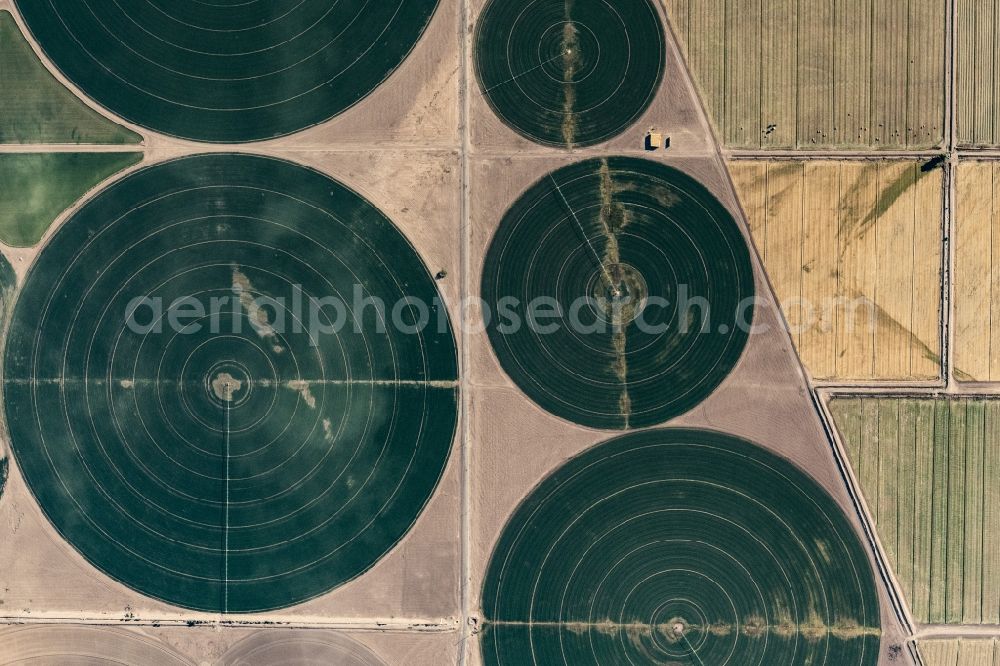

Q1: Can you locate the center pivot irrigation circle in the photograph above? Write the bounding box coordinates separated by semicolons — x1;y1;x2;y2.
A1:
481;429;882;666
481;157;755;431
474;0;666;147
13;0;440;142
2;154;458;613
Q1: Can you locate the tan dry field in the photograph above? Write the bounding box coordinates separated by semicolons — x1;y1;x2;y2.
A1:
0;624;458;665
958;0;1000;147
730;159;943;383
919;638;1000;666
954;160;1000;382
829;397;1000;626
664;0;946;150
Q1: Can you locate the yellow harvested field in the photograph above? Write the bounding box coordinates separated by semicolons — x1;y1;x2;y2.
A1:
919;639;1000;666
830;397;1000;625
955;161;1000;381
957;0;1000;146
730;160;943;381
664;0;946;149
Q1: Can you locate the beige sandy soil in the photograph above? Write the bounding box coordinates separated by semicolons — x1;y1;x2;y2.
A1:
0;624;459;665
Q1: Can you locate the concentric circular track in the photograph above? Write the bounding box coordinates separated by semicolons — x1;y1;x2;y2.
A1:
2;154;458;612
0;625;191;665
474;0;665;147
219;630;386;666
481;429;882;665
481;157;754;430
13;0;440;142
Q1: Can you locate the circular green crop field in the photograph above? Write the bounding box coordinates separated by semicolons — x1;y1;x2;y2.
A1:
13;0;439;142
474;0;665;147
2;154;458;612
481;157;754;430
481;429;882;665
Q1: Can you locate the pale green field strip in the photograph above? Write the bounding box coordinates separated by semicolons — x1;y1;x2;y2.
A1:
830;398;1000;625
0;11;140;144
0;152;142;247
665;0;946;149
730;160;942;381
957;0;1000;146
918;638;1000;666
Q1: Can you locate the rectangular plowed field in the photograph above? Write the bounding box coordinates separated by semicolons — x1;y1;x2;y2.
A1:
830;397;1000;625
918;638;1000;666
955;161;1000;381
730;160;943;382
664;0;946;149
957;0;1000;146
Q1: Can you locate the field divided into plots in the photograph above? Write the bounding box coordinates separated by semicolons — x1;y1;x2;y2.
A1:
958;0;1000;147
730;160;942;382
919;638;1000;666
830;397;1000;625
663;0;945;149
955;161;1000;381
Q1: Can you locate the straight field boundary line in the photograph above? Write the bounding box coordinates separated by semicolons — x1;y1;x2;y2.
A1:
0;615;461;632
457;0;473;659
222;389;231;616
669;0;921;645
726;149;947;160
811;390;917;635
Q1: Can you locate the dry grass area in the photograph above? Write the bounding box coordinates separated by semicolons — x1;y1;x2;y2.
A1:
664;0;946;149
954;161;1000;381
730;160;942;382
958;0;1000;147
919;638;1000;666
830;397;1000;625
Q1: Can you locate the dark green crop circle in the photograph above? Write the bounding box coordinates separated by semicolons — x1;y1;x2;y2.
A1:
2;154;458;612
474;0;665;147
481;157;754;430
481;429;882;665
13;0;439;142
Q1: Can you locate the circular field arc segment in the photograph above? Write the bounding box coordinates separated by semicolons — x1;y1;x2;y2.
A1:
219;630;386;666
474;0;665;148
481;157;754;430
13;0;440;142
2;153;458;612
480;428;882;665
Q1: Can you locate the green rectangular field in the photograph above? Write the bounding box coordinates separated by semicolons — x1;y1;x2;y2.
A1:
830;397;1000;625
